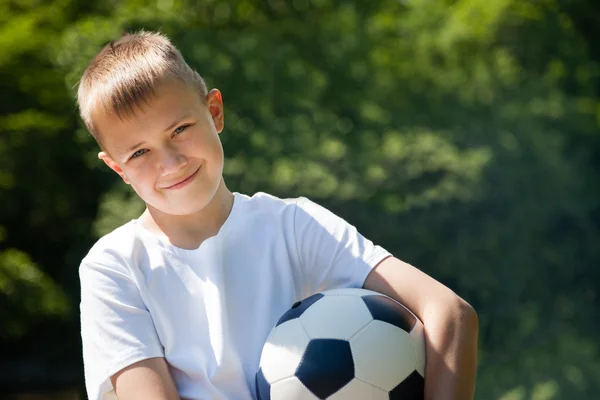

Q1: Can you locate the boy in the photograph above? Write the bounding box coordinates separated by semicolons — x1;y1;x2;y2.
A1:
77;31;478;400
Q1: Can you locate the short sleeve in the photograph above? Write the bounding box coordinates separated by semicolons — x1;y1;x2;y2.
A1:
293;197;391;295
80;258;164;400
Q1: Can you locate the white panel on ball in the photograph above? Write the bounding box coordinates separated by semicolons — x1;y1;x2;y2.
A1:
299;295;373;340
350;320;417;391
410;319;427;377
321;288;380;297
271;376;320;400
326;378;389;400
260;319;311;384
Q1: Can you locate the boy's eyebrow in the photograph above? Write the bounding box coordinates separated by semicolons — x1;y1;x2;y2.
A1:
125;141;145;153
123;114;191;154
164;114;190;133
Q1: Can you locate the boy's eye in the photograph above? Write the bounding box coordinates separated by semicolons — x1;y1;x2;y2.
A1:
131;149;147;159
174;124;189;135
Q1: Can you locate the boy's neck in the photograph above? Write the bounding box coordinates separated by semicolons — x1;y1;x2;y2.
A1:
140;179;235;250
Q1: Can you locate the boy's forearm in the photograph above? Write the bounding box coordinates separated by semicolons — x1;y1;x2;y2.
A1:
421;299;479;400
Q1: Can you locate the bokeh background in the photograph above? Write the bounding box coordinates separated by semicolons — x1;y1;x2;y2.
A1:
1;0;599;399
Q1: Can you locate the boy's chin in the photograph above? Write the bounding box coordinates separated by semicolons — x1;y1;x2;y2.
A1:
144;178;226;217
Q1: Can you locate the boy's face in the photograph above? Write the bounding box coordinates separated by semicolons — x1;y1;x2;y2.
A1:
95;80;225;216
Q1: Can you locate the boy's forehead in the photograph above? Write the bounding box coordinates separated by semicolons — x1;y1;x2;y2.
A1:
93;81;204;153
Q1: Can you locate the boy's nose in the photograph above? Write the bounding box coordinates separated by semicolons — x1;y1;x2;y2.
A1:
158;146;187;175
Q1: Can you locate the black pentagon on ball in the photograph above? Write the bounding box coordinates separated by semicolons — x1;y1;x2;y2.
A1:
275;293;324;327
389;370;425;400
295;339;354;399
255;367;271;400
362;294;417;333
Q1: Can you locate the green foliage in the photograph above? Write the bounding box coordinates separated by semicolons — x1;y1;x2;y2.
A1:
1;0;599;397
0;248;69;339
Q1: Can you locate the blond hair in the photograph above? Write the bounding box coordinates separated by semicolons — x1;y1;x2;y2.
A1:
77;30;207;142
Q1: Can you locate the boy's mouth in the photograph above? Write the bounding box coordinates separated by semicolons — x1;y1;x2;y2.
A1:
162;166;201;190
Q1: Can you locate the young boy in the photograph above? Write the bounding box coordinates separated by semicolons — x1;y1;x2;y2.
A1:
77;31;478;400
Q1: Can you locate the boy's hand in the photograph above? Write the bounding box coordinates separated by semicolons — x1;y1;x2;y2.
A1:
111;357;180;400
363;256;479;400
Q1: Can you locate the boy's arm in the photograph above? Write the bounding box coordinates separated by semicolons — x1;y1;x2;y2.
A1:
111;357;180;400
363;256;479;400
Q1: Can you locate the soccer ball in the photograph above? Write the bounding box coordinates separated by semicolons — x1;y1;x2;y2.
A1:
255;288;426;400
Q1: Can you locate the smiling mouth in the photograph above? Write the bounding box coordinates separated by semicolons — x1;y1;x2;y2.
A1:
163;166;200;190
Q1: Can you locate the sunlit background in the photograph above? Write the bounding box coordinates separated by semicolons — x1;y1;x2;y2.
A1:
1;0;599;399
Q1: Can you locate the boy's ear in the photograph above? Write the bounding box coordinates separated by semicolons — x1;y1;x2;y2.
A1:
206;88;224;134
98;151;130;184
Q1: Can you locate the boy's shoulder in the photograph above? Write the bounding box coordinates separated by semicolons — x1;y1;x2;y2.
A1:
237;191;303;210
240;190;300;204
232;191;318;223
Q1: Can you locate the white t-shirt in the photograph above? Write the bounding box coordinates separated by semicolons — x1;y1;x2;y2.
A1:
80;192;391;400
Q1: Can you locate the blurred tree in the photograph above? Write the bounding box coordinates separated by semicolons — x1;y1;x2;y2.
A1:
1;0;599;398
